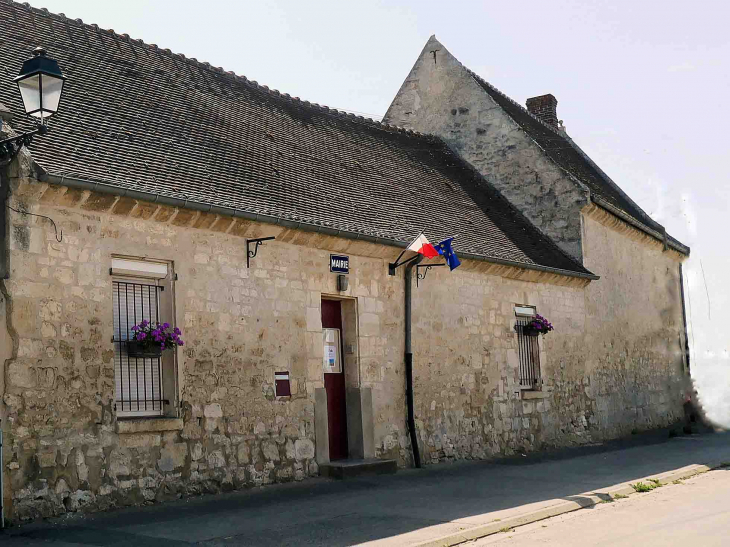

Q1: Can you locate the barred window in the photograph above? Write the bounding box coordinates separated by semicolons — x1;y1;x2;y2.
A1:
111;258;176;417
514;305;541;390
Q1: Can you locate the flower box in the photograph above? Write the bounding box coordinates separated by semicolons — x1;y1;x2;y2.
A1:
128;320;184;356
126;340;163;358
521;325;540;336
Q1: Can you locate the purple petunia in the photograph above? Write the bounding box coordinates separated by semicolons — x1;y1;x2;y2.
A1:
131;319;184;350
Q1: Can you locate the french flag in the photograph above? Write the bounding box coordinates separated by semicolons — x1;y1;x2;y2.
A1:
406;232;439;259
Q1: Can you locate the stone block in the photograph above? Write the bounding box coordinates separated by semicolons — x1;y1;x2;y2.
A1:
8;361;36;388
191;443;204;461
207;450;226;469
116;418;183;434
204;403;223;418
294;439;315;461
237;443;250;465
120;433;162;449
64;490;96;512
158;443;188;473
108;448;132;478
262;441;280;462
55;478;70;495
38;449;57;468
306;307;321;332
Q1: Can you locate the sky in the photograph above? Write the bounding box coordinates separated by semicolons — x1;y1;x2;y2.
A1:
29;0;730;425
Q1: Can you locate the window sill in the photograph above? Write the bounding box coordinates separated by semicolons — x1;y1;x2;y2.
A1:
116;417;183;434
521;391;550;400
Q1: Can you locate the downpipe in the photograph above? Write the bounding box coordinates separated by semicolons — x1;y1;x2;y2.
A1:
1;421;4;529
404;255;423;468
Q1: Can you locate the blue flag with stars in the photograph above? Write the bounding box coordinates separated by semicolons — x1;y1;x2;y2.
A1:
435;238;461;270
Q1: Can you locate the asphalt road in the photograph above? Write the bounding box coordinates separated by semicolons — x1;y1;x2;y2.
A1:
475;467;730;547
1;431;728;546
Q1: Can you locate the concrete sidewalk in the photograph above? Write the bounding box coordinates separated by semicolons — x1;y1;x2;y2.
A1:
3;431;729;546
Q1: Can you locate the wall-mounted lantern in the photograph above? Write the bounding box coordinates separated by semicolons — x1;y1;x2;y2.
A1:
1;47;65;163
14;47;65;121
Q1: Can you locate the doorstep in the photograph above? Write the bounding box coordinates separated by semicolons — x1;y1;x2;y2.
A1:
320;458;398;479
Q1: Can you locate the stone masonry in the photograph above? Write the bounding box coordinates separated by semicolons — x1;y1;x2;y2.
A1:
1;156;687;522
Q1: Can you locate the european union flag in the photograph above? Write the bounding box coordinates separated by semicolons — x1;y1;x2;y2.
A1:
435;238;461;271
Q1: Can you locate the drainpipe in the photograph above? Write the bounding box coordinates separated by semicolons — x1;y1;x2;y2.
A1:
0;167;8;280
0;420;4;529
404;255;423;468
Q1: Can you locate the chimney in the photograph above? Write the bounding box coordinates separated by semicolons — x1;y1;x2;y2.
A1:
526;94;558;128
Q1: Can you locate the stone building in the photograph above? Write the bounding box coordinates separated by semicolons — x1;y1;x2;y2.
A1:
0;3;688;522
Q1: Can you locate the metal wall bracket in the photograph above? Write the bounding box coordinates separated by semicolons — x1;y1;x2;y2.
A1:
246;236;276;268
416;263;445;287
0;124;47;165
388;254;419;276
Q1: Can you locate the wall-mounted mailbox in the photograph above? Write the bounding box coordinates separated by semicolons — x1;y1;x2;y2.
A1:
275;371;291;397
337;274;348;292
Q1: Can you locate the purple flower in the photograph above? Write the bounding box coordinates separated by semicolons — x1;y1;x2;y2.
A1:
163;322;170;329
174;327;181;335
137;332;147;340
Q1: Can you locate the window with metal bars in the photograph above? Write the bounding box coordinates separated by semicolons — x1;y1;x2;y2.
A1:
112;279;166;416
514;308;542;390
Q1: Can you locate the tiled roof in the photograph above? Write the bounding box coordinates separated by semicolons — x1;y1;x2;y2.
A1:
0;0;593;276
467;71;688;255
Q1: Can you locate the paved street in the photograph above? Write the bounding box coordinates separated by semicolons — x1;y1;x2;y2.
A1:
475;467;730;546
1;431;728;546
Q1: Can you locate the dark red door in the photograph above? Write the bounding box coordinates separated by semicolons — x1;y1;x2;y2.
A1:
321;299;348;460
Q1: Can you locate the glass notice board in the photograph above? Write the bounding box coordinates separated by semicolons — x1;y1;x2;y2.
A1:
322;328;342;373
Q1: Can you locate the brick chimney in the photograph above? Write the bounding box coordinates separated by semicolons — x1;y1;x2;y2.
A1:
526;94;558;128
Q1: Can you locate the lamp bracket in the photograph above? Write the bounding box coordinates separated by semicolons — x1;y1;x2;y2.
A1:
0;124;47;165
246;236;276;268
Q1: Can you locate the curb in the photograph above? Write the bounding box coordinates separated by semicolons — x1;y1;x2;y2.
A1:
413;461;723;547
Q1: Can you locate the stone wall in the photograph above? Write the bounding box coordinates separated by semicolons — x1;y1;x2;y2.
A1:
580;205;688;438
1;164;686;522
383;36;589;261
407;207;688;462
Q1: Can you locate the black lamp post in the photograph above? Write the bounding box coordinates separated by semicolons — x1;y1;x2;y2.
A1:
0;47;65;163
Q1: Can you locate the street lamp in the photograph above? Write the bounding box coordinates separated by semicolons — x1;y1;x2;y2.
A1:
14;47;65;122
0;47;65;163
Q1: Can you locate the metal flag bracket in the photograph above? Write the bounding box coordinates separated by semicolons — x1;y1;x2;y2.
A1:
388;253;421;276
246;236;276;268
416;263;446;287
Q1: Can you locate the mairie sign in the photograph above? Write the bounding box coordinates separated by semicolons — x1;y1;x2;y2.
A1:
330;254;349;274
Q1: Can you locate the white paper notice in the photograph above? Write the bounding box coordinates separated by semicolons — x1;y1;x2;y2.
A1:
325;345;336;366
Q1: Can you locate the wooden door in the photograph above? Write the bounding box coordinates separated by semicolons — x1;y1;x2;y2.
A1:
321;299;348;460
